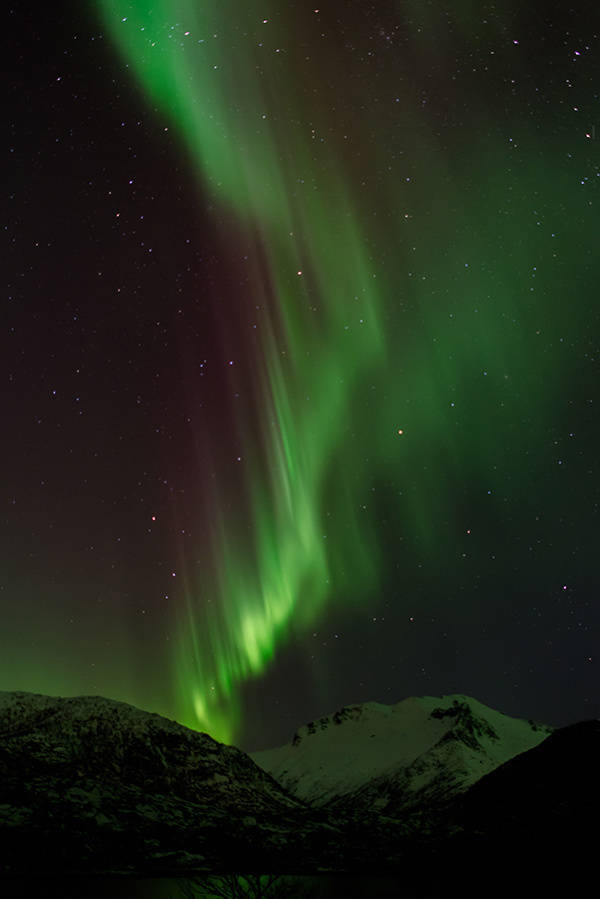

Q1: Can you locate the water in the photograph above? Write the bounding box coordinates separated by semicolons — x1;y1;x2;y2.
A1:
1;874;446;898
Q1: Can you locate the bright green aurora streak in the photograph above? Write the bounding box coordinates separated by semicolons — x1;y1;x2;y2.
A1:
100;0;392;743
100;1;576;743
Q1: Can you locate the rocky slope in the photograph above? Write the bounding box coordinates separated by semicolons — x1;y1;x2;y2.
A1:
0;691;343;875
3;689;593;881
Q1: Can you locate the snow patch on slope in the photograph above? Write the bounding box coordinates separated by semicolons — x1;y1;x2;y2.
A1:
250;694;553;808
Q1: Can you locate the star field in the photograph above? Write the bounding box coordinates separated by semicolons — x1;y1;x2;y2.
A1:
3;1;600;751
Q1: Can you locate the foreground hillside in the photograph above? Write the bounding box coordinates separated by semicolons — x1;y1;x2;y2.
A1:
1;690;595;882
0;692;342;875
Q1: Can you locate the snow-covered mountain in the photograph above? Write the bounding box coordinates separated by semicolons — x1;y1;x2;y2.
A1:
455;718;600;839
3;689;590;881
435;718;600;883
0;691;342;875
250;694;553;815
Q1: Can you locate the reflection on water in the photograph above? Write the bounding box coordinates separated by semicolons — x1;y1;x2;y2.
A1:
2;874;445;898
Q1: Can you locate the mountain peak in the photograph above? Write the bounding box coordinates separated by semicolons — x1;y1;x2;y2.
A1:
251;693;553;811
286;694;518;748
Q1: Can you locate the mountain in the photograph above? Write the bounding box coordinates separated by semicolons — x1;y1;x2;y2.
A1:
453;718;600;846
0;691;343;876
424;718;600;887
250;694;553;816
2;689;593;884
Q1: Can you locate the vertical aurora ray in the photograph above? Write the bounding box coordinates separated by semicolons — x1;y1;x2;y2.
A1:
98;1;594;743
100;0;388;741
179;191;387;740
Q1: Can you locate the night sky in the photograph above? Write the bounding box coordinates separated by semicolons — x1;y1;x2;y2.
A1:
4;0;599;753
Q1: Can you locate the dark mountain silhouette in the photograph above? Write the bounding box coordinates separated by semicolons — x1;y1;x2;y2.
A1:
0;689;595;884
449;719;600;852
0;692;342;876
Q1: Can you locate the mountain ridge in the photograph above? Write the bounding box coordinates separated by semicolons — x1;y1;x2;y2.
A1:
3;688;594;881
0;690;342;875
250;693;553;814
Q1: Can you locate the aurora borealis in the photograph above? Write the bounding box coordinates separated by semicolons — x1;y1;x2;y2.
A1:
4;1;600;750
